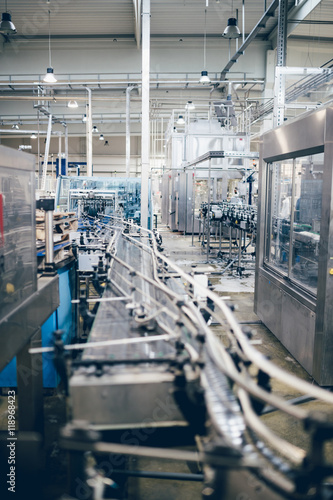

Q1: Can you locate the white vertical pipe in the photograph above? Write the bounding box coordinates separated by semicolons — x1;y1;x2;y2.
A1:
161;116;164;159
242;0;245;45
140;0;150;229
126;86;135;177
85;87;93;176
58;135;62;175
64;124;68;176
41;113;52;191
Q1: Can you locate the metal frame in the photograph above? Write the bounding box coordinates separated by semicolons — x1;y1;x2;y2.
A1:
255;104;333;385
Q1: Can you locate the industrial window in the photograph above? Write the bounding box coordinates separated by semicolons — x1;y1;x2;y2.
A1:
264;152;324;295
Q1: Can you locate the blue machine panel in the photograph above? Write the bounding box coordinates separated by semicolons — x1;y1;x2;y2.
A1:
0;264;74;388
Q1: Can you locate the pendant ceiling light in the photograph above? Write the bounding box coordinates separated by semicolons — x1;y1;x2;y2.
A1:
82;114;87;122
0;1;16;35
31;133;37;139
177;115;185;125
68;100;78;108
199;8;211;85
222;17;241;39
99;134;104;141
92;125;98;133
43;10;57;83
185;101;195;111
222;0;241;39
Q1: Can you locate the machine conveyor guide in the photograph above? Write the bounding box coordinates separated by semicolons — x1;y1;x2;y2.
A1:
42;214;333;500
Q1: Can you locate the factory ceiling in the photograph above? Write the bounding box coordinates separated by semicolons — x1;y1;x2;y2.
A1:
0;0;332;133
1;0;332;43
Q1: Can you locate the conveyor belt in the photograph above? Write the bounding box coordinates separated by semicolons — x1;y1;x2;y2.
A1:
83;232;175;362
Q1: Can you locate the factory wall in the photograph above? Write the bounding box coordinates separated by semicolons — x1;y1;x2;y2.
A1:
0;38;269;80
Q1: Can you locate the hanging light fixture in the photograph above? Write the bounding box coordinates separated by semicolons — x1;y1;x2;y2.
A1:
222;17;241;38
99;134;104;141
199;8;211;85
31;133;37;139
104;140;109;146
82;114;87;122
185;101;195;111
222;0;241;39
176;115;185;125
0;1;16;35
92;125;98;133
43;10;57;83
11;123;19;130
68;100;78;108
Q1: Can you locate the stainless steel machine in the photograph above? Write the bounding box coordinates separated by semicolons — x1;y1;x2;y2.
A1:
162;120;259;234
0;146;37;323
255;104;333;386
0;146;59;434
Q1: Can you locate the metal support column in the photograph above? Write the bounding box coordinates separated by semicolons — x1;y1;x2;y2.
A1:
140;0;150;229
58;135;62;174
126;86;135;177
191;171;195;246
237;229;242;275
273;0;288;127
41;114;52;191
64;124;68;176
206;159;211;263
85;87;93;177
16;329;44;433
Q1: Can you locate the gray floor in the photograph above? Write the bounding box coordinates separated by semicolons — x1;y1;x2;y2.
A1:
0;226;332;499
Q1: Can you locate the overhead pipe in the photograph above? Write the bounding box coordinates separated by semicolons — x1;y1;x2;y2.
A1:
126;86;135;177
0;78;264;89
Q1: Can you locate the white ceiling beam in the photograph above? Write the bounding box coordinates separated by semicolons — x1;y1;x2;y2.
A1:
269;0;322;44
133;0;142;49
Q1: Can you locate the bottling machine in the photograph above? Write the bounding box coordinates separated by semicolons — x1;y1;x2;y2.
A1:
55;175;148;225
255;104;333;385
162;118;257;234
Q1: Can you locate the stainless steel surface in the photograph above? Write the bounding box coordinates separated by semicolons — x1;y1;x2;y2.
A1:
0;274;59;371
313;106;333;384
161;172;169;225
0;145;37;323
177;171;187;233
262;106;326;162
70;370;184;428
70;230;185;428
256;104;333;384
45;209;54;265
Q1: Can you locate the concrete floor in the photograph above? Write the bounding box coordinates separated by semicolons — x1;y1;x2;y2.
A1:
0;227;332;499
